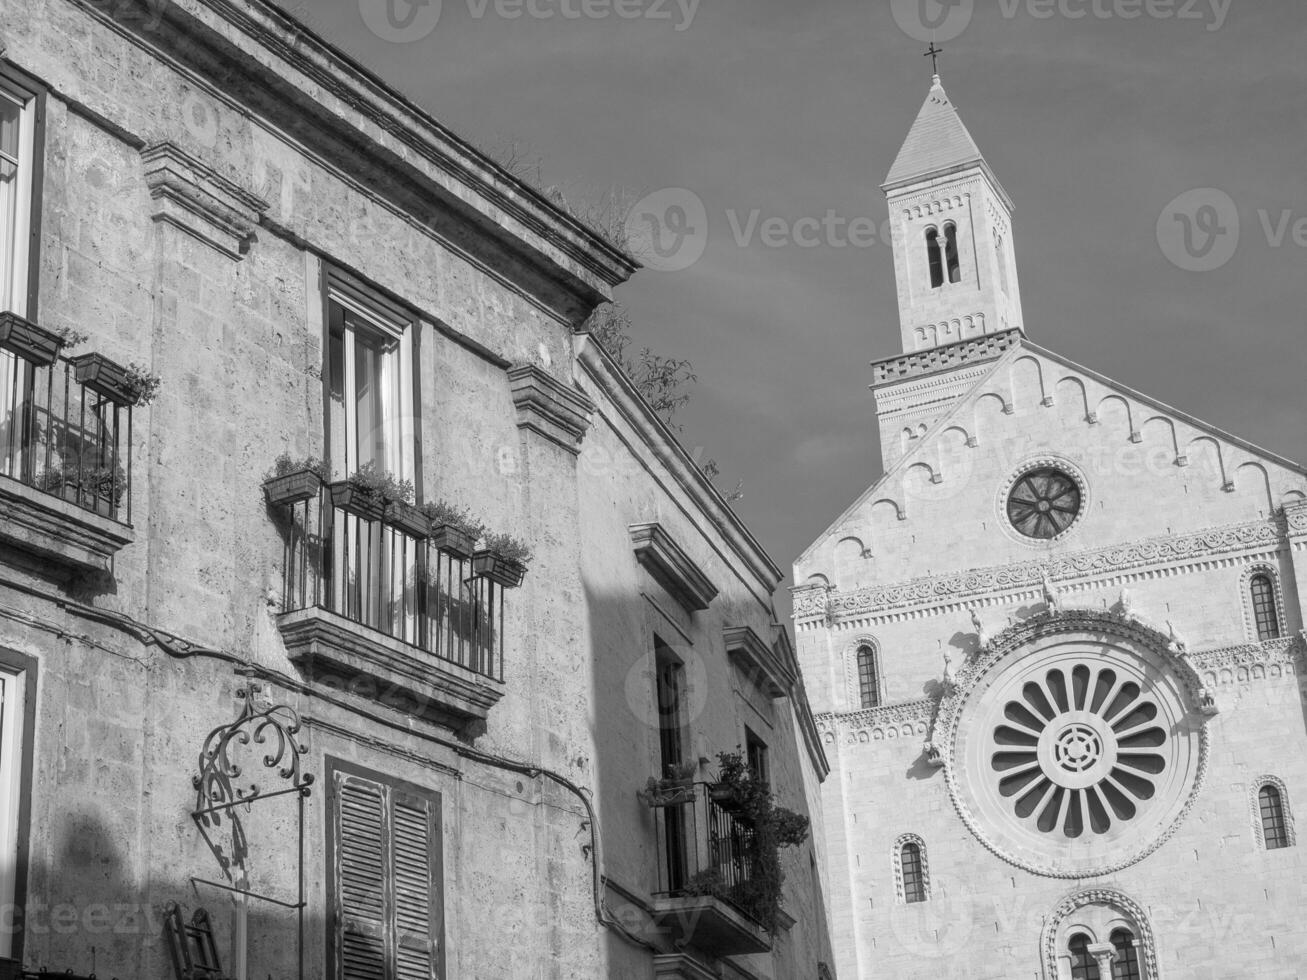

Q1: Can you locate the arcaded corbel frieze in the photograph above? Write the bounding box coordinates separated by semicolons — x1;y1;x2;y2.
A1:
1284;500;1307;538
507;364;595;455
141;142;269;258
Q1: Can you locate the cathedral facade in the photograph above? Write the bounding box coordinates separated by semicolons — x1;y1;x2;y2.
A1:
794;76;1307;979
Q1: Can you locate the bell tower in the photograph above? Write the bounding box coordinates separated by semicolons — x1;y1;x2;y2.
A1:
883;73;1024;353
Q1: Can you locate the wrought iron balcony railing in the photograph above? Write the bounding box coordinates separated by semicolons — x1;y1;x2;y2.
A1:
0;348;133;523
274;484;504;682
651;782;761;924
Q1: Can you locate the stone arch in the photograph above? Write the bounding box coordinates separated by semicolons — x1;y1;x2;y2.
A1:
1055;376;1092;426
974;392;1011;445
1233;461;1274;515
1097;394;1135;440
870;497;906;524
1249;774;1296;849
1140;416;1181;466
1241;562;1288;641
1041;887;1160;979
1187;435;1230;490
845;635;884;710
1283;489;1306;506
835;536;866;589
891;832;930;903
1011;355;1048;410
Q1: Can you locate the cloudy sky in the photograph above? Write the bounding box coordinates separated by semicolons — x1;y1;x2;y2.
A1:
282;0;1306;606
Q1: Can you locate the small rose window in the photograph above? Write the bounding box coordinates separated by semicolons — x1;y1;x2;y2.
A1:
1007;467;1081;539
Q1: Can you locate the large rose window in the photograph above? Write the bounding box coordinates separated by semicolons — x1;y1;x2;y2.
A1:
942;615;1207;878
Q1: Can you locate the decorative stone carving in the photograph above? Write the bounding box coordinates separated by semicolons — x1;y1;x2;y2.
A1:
508;364;595;455
1116;587;1133;617
891;832;930;903
1040;887;1161;980
941;649;957;691
970;607;989;650
1249;774;1297;850
816;697;937;746
141;142;269;258
1166;620;1188;657
1041;572;1062;614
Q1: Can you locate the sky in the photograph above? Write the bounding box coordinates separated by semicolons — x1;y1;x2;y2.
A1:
278;0;1307;609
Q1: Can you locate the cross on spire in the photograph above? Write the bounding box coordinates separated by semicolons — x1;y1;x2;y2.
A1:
924;41;943;76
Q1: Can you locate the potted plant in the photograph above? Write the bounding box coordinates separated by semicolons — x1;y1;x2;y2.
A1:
329;463;413;523
422;501;485;559
37;464;127;517
70;354;162;407
472;532;532;588
383;497;429;539
639;761;699;808
263;453;331;508
0;313;64;367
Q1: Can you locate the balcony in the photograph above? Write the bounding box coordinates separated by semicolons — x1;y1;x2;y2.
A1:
0;322;135;574
649;782;773;956
269;482;507;728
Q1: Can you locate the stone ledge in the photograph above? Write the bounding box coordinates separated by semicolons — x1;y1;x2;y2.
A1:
508;364;595;454
870;327;1023;388
0;476;134;573
142;141;269;258
277;607;505;729
723;625;795;698
651;895;772;957
630;522;718;612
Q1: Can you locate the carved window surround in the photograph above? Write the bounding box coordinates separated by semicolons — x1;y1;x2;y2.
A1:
1250;774;1296;850
723;625;794;698
141;142;269;259
508;364;594;455
277;607;505;730
630;522;718;612
0;475;133;574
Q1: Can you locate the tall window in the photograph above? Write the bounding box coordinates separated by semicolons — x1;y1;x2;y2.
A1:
329;762;443;980
925;228;944;288
900;842;926;904
1111;929;1142;980
1260;784;1290;849
746;728;769;786
857;645;879;709
995;237;1010;295
1068;933;1099;980
1250;574;1281;641
944;223;961;284
655;641;689;890
0;655;33;962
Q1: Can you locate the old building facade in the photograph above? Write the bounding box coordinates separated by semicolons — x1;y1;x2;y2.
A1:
795;76;1307;979
0;1;834;978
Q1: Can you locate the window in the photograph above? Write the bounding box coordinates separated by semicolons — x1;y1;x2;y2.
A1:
1250;574;1281;641
925;228;944;288
1111;929;1141;980
745;728;769;786
328;761;444;980
857;645;880;709
1259;784;1290;850
996;237;1010;295
900;842;926;904
944;223;961;284
655;640;689;890
1007;467;1082;540
1068;933;1099;980
0;651;36;964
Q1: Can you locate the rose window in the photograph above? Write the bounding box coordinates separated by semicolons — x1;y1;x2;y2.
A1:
1007;467;1081;539
990;664;1167;838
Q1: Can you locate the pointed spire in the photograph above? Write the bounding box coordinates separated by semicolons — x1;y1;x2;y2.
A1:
884;76;986;188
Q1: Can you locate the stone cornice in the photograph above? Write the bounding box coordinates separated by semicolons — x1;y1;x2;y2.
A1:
507;364;594;455
629;523;718;613
870;328;1023;389
0;477;134;574
141;141;268;258
799;517;1286;622
723;625;796;698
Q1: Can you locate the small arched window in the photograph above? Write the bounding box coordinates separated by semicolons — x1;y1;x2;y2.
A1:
900;842;926;903
1260;784;1291;849
944;223;961;284
1110;929;1141;980
995;237;1009;295
1250;573;1281;641
857;645;880;709
1068;933;1099;980
925;228;944;288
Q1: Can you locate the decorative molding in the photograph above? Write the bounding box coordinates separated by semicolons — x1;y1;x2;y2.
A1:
1040;887;1161;980
1250;774;1297;850
891;832;930;904
507;364;595;455
871;328;1022;388
629;523;718;613
994;454;1091;549
140;142;268;258
1239;563;1288;643
1191;635;1304;687
842;635;885;710
653;953;719;980
813;518;1285;622
816;697;936;747
723;625;795;698
1285;500;1307;537
0;476;134;574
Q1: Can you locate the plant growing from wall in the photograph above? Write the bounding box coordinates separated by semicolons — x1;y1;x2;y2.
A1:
682;749;810;933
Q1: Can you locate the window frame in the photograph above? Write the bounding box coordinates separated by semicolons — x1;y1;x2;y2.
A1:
324;757;445;980
1110;928;1142;980
1251;776;1294;851
849;639;882;710
892;832;929;904
744;727;769;787
1248;571;1282;642
0;63;45;321
0;647;36;966
925;227;944;289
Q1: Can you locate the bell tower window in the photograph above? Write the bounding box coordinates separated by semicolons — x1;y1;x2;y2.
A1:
925;228;944;289
944;222;961;284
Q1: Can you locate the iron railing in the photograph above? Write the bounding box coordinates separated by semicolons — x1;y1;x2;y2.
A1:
652;783;760;922
0;349;133;523
277;485;503;681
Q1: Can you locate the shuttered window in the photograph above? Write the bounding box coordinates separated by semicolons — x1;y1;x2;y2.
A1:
331;766;443;980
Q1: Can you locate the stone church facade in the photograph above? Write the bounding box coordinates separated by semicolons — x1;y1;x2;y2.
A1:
794;76;1307;979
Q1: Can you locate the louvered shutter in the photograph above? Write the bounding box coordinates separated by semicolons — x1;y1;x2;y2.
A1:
336;774;388;980
392;791;440;980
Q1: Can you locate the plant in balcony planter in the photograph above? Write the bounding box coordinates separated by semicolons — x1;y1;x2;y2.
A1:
0;313;64;367
422;500;486;560
383;498;430;539
262;453;331;508
70;353;163;407
472;532;532;588
639;761;699;807
36;463;127;516
329;462;414;523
